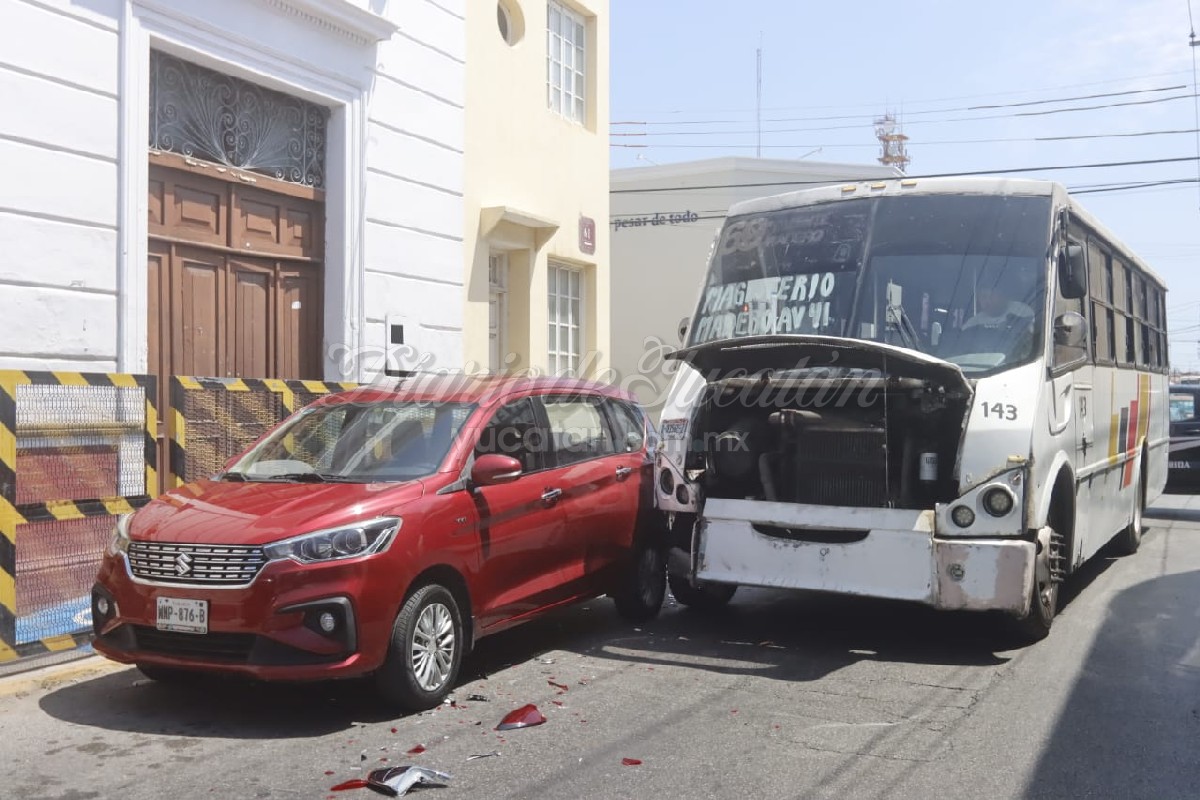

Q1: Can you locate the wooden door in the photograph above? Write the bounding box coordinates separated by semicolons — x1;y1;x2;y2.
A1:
148;156;325;489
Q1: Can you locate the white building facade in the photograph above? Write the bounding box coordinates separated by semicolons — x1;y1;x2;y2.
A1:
0;0;465;382
610;157;900;416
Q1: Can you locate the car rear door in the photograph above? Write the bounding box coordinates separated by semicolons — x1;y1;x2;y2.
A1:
541;393;638;592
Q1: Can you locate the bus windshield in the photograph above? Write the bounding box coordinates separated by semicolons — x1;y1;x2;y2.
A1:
688;193;1052;375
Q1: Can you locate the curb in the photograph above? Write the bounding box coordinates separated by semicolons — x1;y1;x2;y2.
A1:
0;654;128;698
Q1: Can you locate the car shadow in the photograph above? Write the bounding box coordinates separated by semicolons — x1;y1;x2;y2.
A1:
1022;566;1200;798
37;534;1127;739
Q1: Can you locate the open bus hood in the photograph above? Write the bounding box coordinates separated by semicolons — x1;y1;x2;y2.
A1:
667;335;973;397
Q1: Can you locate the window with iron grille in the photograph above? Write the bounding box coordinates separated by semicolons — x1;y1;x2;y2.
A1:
149;50;329;189
548;263;584;375
547;1;586;123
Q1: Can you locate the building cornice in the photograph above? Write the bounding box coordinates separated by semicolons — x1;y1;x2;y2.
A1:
261;0;398;45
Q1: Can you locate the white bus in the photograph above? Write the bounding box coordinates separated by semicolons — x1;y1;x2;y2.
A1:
656;177;1168;638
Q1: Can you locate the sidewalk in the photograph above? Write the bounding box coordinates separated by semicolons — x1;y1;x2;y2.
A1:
0;651;127;698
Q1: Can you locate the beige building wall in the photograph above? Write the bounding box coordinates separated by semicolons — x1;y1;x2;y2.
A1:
464;0;610;376
610;158;901;417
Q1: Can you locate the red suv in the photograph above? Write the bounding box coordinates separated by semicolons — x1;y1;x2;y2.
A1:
92;376;665;709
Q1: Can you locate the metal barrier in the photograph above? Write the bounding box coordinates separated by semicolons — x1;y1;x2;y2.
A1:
168;377;357;487
0;371;156;661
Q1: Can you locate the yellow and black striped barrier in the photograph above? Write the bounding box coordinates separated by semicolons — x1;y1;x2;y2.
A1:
168;377;357;488
0;370;156;662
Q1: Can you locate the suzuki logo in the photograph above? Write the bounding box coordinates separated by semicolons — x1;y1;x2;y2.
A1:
175;552;193;576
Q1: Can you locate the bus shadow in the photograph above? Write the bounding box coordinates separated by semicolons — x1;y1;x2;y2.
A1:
1023;567;1200;798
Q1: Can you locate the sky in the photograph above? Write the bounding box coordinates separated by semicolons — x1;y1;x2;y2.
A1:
609;0;1200;371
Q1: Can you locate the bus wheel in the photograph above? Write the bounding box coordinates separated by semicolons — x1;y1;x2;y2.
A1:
668;573;736;612
1112;460;1146;556
1015;525;1062;641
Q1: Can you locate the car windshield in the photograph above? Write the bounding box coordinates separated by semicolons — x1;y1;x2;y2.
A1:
688;193;1052;375
227;400;476;483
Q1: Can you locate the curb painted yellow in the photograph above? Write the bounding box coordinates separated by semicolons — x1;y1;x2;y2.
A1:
0;656;128;698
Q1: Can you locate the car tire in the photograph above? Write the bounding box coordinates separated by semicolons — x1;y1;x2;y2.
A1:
375;583;464;711
611;539;666;622
1112;460;1146;556
668;573;736;612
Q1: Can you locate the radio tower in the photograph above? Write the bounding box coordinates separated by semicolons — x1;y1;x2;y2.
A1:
874;112;911;172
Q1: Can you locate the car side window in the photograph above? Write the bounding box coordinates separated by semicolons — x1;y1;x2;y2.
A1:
604;399;646;453
543;395;615;466
474;398;546;474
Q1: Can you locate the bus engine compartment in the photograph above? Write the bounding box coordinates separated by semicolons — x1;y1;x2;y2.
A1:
669;337;975;514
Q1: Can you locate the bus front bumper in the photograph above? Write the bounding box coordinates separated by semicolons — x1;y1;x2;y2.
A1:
691;498;1035;615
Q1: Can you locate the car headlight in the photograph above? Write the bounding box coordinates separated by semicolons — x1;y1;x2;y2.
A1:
263;517;401;564
106;513;132;556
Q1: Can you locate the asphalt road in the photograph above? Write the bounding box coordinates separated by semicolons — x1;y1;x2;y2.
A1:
2;492;1199;800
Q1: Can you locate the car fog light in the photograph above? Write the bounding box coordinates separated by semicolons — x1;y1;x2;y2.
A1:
96;597;110;616
982;487;1014;517
318;611;337;633
659;468;675;495
951;505;975;528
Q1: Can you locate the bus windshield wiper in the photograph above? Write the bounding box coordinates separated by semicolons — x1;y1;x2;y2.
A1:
886;303;922;353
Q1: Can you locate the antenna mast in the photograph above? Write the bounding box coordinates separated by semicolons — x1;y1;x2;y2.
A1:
756;40;762;158
874;111;911;172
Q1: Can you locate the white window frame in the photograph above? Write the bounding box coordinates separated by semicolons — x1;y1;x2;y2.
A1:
488;252;509;372
546;1;586;124
118;2;377;380
548;262;584;376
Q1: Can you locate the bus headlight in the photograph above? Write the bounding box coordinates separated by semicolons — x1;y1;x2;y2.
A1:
982;486;1015;517
950;505;976;528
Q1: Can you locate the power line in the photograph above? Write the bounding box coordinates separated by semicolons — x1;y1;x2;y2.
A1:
610;155;1200;195
612;85;1186;127
612;94;1193;138
615;69;1195;118
610;178;1200;229
611;127;1200;150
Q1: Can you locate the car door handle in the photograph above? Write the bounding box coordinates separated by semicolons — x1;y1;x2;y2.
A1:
541;488;563;507
615;466;633;481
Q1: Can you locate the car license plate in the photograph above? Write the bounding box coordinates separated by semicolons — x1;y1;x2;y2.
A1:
156;597;208;634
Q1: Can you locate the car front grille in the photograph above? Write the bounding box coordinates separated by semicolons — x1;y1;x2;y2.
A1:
127;541;267;586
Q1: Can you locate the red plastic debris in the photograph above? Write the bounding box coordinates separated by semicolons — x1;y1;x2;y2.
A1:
548;680;569;692
324;771;335;776
731;709;739;714
496;704;547;731
621;758;642;766
551;700;564;707
390;727;398;734
406;744;427;755
330;779;369;791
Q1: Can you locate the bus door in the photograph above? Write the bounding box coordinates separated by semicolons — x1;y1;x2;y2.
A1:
1049;231;1092;567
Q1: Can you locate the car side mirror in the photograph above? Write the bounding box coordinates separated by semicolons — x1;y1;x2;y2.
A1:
1054;311;1086;347
1058;242;1087;299
625;431;643;451
470;454;523;487
677;316;690;343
